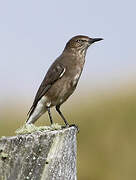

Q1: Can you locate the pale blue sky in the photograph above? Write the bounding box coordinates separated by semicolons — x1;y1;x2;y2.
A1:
0;0;136;103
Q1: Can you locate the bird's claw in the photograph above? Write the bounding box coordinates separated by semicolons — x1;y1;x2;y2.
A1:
61;124;79;133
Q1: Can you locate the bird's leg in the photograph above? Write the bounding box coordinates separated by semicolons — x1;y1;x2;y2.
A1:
56;105;79;132
56;105;69;126
46;106;53;125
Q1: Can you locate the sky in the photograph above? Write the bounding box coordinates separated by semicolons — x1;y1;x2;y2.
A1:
0;0;136;104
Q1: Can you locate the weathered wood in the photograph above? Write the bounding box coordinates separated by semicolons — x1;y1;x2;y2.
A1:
0;126;77;180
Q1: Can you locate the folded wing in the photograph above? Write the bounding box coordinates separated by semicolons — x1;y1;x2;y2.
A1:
27;62;65;119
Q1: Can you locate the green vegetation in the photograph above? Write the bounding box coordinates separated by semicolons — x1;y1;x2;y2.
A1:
1;88;136;180
15;123;62;134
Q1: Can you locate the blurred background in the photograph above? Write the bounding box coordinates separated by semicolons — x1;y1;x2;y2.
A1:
0;0;136;179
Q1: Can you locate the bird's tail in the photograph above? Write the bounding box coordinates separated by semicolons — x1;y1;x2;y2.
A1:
26;105;47;124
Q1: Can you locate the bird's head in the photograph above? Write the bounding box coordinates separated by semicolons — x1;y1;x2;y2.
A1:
64;35;103;55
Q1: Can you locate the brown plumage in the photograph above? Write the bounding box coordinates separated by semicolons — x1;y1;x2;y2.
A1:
26;35;103;125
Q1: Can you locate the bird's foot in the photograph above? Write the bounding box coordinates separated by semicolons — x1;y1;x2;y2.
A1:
69;124;79;133
61;124;79;133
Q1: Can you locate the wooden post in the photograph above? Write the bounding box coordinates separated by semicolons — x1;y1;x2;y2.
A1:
0;126;77;180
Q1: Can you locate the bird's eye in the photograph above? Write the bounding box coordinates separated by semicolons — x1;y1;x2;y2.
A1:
76;40;80;43
76;39;84;43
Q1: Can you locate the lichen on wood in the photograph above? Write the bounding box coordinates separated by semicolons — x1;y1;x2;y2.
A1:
0;126;77;180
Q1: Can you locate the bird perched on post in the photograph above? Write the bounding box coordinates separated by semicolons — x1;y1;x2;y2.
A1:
26;35;103;126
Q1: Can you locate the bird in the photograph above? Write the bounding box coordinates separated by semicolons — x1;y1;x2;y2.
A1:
26;35;103;127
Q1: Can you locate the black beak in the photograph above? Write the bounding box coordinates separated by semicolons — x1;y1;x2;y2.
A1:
89;38;103;44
